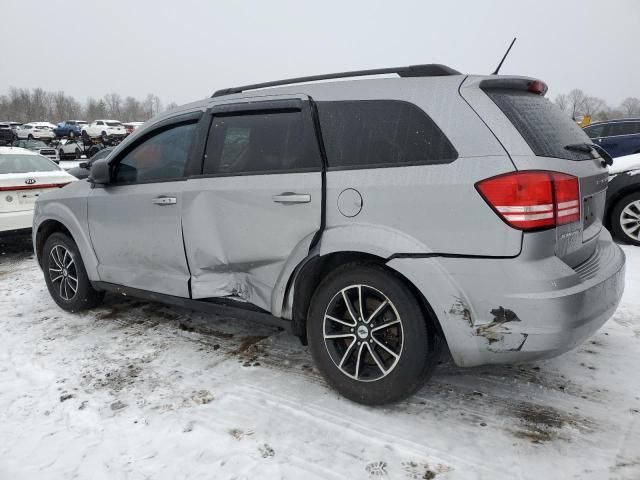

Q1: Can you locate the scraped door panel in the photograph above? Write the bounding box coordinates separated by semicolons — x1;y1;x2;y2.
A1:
88;183;190;297
181;173;321;311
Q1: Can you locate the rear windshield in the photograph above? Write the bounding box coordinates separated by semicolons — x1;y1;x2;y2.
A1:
0;154;61;174
485;89;592;161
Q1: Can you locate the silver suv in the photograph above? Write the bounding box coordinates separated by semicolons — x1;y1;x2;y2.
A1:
33;65;625;404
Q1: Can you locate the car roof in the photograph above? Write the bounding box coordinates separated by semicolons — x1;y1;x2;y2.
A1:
587;118;640;127
94;119;121;122
0;146;39;155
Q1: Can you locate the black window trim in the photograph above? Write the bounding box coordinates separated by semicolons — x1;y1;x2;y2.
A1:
106;111;203;187
315;99;459;171
188;98;324;179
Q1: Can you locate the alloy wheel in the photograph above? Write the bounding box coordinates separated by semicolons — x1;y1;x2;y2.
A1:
620;200;640;241
323;284;403;382
48;245;78;301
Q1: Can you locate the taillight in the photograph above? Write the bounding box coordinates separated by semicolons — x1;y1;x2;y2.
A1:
476;171;580;231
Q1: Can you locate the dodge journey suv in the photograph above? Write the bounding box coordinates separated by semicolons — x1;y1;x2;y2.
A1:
33;64;625;405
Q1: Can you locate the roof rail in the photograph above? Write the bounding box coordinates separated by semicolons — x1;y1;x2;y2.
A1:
212;64;461;97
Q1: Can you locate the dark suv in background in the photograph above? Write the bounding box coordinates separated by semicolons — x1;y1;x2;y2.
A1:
0;123;16;146
584;119;640;158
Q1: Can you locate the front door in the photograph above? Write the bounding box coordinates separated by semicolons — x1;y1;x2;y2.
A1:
181;97;323;312
88;120;199;297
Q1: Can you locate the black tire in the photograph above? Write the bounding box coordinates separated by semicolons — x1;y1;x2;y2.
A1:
101;131;108;142
27;134;33;140
59;149;65;159
307;262;440;405
42;232;104;312
74;148;81;159
611;191;640;246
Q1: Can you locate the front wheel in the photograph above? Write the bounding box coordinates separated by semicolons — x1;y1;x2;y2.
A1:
42;232;104;312
611;192;640;246
307;262;440;405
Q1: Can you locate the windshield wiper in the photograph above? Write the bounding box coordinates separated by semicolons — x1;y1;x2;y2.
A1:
565;143;613;166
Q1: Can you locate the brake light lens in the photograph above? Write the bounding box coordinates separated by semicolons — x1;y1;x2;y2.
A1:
476;171;580;231
527;80;548;95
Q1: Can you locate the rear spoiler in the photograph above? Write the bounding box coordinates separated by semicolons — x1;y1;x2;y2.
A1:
479;77;548;96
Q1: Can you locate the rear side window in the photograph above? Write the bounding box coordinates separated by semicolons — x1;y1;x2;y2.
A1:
317;100;457;168
203;110;321;175
609;122;640;136
485;89;592;161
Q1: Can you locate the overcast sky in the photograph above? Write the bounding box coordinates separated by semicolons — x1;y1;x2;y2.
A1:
3;0;638;107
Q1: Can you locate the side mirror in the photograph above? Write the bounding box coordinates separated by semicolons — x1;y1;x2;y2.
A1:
89;158;110;185
79;162;89;169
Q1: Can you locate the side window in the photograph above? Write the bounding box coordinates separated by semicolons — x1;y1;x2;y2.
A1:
96;121;104;126
584;124;605;139
113;122;196;184
608;122;639;136
317;100;458;168
202;110;321;175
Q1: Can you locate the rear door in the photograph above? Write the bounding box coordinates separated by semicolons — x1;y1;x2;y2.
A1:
460;76;609;266
181;96;323;312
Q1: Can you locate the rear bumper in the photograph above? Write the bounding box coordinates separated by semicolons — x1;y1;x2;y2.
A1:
0;209;34;233
388;229;625;367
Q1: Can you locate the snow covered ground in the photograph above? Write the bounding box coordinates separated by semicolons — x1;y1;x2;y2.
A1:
1;234;639;480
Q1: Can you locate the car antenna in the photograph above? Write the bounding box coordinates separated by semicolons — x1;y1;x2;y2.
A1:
492;37;517;75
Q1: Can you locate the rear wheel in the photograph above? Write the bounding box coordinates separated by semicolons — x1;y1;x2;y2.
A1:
42;232;104;312
611;192;640;246
307;262;440;405
74;148;81;159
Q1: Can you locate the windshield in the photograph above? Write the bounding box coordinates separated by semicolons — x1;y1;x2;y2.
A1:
106;122;122;127
0;154;61;174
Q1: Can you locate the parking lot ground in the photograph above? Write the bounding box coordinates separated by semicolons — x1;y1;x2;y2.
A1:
1;234;639;480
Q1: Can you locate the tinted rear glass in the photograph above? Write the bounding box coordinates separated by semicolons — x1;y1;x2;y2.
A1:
0;154;60;174
485;89;592;161
609;122;640;136
317;100;457;168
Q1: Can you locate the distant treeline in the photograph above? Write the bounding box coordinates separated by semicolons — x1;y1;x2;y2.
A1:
555;89;640;122
0;87;179;123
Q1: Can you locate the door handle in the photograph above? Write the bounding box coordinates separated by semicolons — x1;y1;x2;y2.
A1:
152;196;177;205
272;193;311;204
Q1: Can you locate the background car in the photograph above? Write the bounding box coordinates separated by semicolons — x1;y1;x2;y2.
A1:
66;146;113;179
584;119;640;158
606;152;640;245
53;120;88;138
0;147;75;233
16;122;56;141
55;139;84;160
124;121;144;135
81;120;126;141
12;139;59;162
0;123;16;145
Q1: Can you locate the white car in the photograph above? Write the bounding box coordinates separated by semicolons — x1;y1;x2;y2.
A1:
81;120;126;140
16;122;56;141
0;147;76;233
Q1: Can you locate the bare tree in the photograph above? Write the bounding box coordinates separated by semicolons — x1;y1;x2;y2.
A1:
566;89;587;120
581;96;607;119
165;102;178;111
142;94;162;119
104;92;122;119
620;97;640;118
555;93;570;113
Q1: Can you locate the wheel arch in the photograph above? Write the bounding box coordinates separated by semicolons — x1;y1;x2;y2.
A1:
605;183;640;228
287;250;445;347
